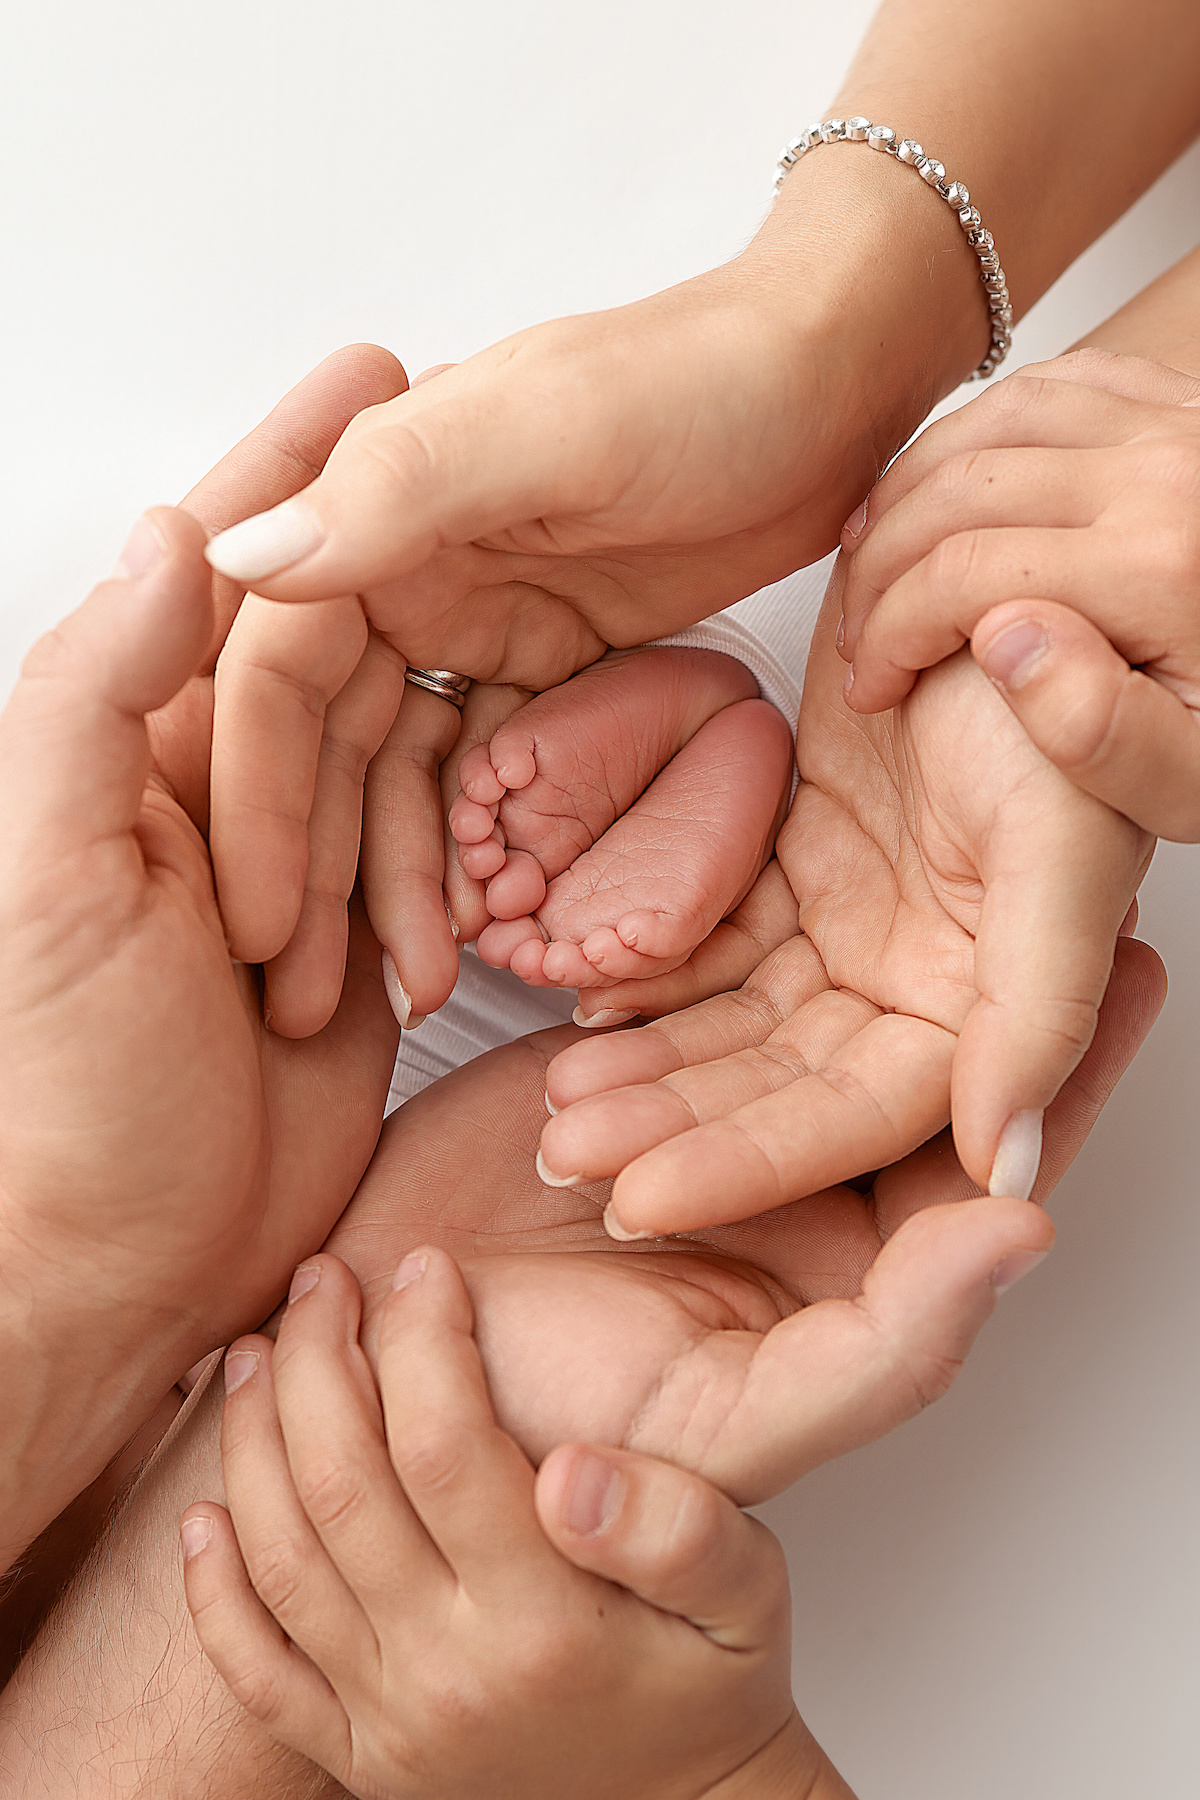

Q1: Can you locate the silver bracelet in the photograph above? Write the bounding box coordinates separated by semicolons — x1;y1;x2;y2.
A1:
772;117;1012;380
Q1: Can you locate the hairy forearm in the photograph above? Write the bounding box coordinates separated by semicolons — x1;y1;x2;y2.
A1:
0;1371;339;1799
1075;242;1200;375
747;0;1200;454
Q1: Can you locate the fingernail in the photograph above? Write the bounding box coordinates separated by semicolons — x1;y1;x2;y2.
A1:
287;1263;320;1304
204;497;324;583
836;614;846;652
224;1349;259;1394
536;1146;585;1189
843;665;855;702
991;1247;1050;1295
382;949;425;1028
563;1452;626;1537
572;1006;638;1029
545;1092;559;1116
842;498;869;541
180;1516;213;1560
988;1109;1044;1201
445;901;461;942
393;1252;427;1292
977;621;1051;691
112;517;165;579
603;1201;655;1242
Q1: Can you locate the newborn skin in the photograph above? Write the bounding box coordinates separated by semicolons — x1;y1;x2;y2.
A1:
447;647;794;990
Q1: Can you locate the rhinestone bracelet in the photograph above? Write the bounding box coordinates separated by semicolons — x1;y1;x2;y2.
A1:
773;117;1012;380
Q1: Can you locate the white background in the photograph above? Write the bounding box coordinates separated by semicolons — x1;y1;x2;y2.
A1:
2;2;1198;1792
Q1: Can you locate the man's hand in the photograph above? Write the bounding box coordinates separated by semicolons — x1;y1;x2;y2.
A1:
538;568;1153;1221
0;349;412;1574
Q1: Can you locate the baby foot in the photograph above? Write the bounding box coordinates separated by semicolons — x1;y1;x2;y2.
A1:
447;647;794;991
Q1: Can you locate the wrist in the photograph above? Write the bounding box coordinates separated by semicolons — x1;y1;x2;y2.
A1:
704;1712;858;1800
0;1242;192;1573
739;143;985;479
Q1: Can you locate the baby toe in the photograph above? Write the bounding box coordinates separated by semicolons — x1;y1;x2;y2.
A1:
486;724;538;791
578;927;652;982
448;791;499;845
484;848;548;920
458;828;508;881
457;742;508;805
476;916;546;972
540;938;596;988
613;907;692;962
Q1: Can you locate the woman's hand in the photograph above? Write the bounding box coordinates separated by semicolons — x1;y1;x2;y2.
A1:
541;571;1152;1217
838;349;1200;839
182;1251;845;1800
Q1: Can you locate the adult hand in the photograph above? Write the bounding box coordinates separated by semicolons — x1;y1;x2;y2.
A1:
0;351;409;1572
318;924;1161;1508
837;350;1200;839
540;571;1152;1221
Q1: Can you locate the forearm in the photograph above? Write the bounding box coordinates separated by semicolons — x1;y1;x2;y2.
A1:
0;1371;338;1799
1074;242;1200;375
746;0;1200;455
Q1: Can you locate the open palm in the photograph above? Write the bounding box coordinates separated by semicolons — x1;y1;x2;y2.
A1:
537;564;1153;1233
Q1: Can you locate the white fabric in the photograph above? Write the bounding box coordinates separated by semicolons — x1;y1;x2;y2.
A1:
386;553;838;1115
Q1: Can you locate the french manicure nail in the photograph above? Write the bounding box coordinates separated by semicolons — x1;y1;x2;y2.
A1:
287;1263;320;1304
572;1006;638;1029
602;1201;655;1242
393;1253;427;1292
978;620;1051;691
991;1247;1050;1294
112;517;165;579
836;614;846;652
224;1349;259;1394
564;1452;626;1537
180;1516;213;1560
204;497;324;583
843;665;855;702
536;1147;585;1189
842;498;869;540
988;1109;1044;1201
545;1092;559;1116
382;950;425;1028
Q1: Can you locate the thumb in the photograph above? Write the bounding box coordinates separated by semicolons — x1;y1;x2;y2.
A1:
973;598;1200;840
201;341;580;599
703;1196;1056;1505
535;1444;788;1651
952;774;1149;1196
0;507;213;866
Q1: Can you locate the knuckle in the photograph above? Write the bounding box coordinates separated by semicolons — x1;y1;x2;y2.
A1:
392;1419;473;1498
927;529;986;596
1136;438;1200;501
977;371;1046;429
246;1536;307;1619
293;1456;370;1536
222;1658;292;1726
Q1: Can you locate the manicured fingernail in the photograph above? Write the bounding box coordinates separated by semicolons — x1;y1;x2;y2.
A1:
224;1350;259;1394
991;1247;1050;1295
843;665;855;702
564;1452;626;1537
382;950;425;1028
393;1253;427;1292
603;1201;655;1243
288;1263;320;1304
545;1092;559;1116
204;497;323;582
180;1516;213;1560
842;498;869;541
978;620;1051;691
112;517;165;579
836;614;846;652
536;1147;585;1189
988;1109;1044;1201
445;901;461;941
572;1006;638;1029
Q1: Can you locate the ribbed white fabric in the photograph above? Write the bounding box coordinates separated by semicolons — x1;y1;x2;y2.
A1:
386;553;837;1114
